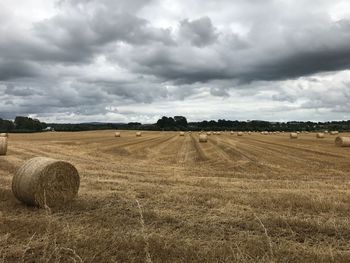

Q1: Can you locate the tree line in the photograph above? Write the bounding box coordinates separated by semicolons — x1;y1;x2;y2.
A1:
1;115;350;132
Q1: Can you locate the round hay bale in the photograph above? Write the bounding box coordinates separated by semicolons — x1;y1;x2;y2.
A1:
330;131;339;135
316;133;325;139
230;131;234;135
136;132;142;137
206;132;212;136
12;157;80;207
335;137;350;147
0;137;8;155
290;133;298;139
217;132;221;135
248;131;252;135
115;132;121;137
0;133;8;137
237;132;243;136
199;134;208;143
179;132;185;136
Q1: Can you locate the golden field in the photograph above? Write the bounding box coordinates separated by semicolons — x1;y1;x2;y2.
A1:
1;131;350;262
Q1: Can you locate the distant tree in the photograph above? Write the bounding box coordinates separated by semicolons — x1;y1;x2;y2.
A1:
14;116;46;131
0;118;14;131
156;116;176;130
174;116;188;127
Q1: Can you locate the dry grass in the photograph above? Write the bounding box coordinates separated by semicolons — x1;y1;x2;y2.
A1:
1;130;350;262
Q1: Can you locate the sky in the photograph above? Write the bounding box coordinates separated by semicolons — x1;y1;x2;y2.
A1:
1;0;350;123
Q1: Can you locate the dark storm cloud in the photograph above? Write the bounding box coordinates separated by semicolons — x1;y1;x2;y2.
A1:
1;0;350;122
118;17;350;85
179;17;219;47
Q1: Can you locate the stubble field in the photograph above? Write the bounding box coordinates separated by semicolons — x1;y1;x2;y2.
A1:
1;130;350;262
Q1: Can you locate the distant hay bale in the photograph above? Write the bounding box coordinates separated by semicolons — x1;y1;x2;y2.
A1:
296;131;300;134
230;131;234;135
206;132;212;136
136;132;142;137
115;132;121;137
330;131;339;135
0;133;8;137
0;137;8;156
237;132;243;136
290;133;298;139
199;134;208;143
316;133;325;139
12;157;80;207
217;132;221;135
335;137;350;147
248;131;252;135
179;132;185;136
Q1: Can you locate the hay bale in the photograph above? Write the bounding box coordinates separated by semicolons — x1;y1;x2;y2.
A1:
335;137;350;147
199;134;208;143
206;132;212;136
290;133;298;139
179;132;185;136
230;131;234;135
0;137;8;155
330;131;339;135
0;133;8;137
136;132;142;137
237;132;243;136
248;131;252;135
217;132;221;135
316;133;325;139
115;132;121;137
12;157;80;207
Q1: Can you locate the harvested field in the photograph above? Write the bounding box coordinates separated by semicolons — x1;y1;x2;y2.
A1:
1;130;350;262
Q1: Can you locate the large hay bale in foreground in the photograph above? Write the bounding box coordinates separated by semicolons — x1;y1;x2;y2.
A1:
316;133;325;139
335;137;350;147
136;132;142;137
199;134;208;143
0;133;8;137
237;132;243;136
290;133;298;139
115;132;121;137
0;137;8;155
12;157;80;207
179;132;185;136
330;131;339;135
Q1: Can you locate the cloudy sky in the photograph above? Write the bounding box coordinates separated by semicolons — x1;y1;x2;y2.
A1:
1;0;350;123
